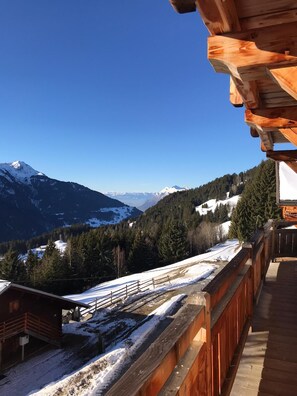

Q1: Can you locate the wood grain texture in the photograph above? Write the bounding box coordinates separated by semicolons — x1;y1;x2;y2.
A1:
231;259;297;396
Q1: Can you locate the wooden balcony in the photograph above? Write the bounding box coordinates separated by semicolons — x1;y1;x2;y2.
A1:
107;220;297;395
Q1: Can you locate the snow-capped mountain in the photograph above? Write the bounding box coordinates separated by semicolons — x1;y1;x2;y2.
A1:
0;161;141;242
107;185;186;211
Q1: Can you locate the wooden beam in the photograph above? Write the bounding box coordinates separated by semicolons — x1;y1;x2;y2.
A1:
208;23;297;81
169;0;196;14
278;128;297;147
195;0;240;35
245;107;297;129
250;127;259;138
268;66;297;101
266;150;297;162
231;76;260;109
230;77;243;107
257;127;274;152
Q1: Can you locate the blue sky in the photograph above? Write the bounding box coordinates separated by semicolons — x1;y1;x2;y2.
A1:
0;1;265;192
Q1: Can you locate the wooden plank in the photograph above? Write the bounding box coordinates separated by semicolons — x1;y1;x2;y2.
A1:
208;23;297;81
266;149;297;161
240;9;297;31
159;341;207;396
196;0;240;35
236;0;297;19
245;107;297;129
278;127;297;146
268;66;297;101
106;304;204;396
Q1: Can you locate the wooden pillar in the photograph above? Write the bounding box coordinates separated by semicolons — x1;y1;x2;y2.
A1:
204;292;212;396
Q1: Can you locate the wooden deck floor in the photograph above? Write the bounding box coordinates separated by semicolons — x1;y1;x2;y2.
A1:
231;259;297;396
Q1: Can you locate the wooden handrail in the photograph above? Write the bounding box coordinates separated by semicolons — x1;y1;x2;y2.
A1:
107;219;286;395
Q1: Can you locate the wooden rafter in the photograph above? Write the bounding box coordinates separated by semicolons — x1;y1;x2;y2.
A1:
266;150;297;162
230;77;243;107
230;77;260;109
256;127;274;152
208;23;297;81
169;0;196;14
268;66;297;101
278;128;297;147
196;0;241;35
245;107;297;129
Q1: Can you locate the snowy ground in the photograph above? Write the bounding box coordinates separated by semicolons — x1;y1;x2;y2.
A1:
0;239;240;396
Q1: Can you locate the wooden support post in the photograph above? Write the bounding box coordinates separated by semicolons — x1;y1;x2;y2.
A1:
204;292;212;396
0;341;2;371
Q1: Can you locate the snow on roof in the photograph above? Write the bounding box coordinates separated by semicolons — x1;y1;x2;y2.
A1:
0;279;11;294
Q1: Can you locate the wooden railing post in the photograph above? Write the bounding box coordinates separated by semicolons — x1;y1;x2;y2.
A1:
204;292;212;396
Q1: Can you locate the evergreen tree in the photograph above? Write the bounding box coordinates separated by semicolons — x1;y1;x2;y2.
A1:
158;221;189;265
0;249;27;282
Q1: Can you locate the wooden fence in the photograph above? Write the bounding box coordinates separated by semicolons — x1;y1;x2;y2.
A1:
80;274;173;317
107;220;296;395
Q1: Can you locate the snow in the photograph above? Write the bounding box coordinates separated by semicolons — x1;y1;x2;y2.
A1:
86;206;135;227
1;240;240;395
218;221;231;237
30;294;186;396
0;161;43;184
20;240;67;261
196;195;240;216
0;279;11;294
278;162;297;201
66;239;240;306
158;185;186;195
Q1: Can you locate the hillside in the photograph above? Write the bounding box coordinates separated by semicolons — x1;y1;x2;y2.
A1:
0;161;141;242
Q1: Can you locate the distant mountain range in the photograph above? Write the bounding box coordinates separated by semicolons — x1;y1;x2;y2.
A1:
0;161;141;242
107;185;187;211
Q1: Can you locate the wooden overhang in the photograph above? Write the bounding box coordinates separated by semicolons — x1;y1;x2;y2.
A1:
170;0;297;218
0;281;89;310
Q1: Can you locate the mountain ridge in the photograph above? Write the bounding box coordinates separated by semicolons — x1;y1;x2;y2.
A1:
0;161;141;242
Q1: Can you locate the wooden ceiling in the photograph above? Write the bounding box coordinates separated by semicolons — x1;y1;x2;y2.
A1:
170;0;297;163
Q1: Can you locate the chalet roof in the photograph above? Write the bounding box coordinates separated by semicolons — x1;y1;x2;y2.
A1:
0;279;89;309
170;1;297;218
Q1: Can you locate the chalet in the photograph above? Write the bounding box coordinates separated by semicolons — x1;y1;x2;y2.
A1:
105;2;297;395
0;280;88;370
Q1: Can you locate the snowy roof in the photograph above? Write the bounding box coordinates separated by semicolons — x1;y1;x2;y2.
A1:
0;279;11;294
0;280;88;308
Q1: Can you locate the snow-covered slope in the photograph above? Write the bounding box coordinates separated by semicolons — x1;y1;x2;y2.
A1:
196;195;240;216
0;160;44;184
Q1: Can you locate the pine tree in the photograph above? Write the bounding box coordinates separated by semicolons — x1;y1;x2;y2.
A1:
158;221;189;265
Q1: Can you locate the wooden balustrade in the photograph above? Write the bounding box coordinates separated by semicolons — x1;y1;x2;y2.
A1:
0;312;61;345
107;219;296;395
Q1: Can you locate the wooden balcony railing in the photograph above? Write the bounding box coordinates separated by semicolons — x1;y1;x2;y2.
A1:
107;219;294;396
0;312;61;345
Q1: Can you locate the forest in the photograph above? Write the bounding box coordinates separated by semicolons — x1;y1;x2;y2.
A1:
0;160;280;295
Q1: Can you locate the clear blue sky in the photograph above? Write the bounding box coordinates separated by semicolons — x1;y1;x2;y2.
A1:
0;1;265;192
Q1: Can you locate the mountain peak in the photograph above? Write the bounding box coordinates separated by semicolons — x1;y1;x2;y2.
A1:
0;161;44;183
159;186;186;195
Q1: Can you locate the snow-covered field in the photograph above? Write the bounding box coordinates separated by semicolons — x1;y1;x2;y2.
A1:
0;239;240;396
196;195;240;216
